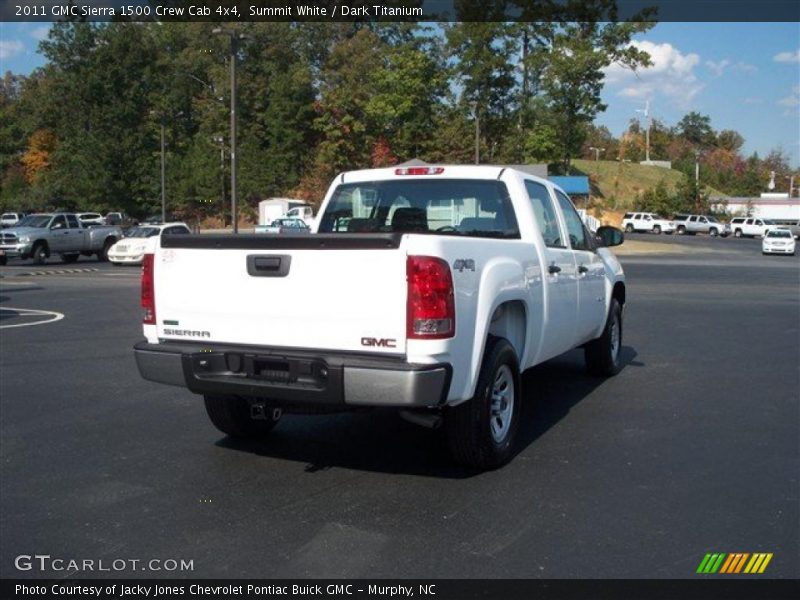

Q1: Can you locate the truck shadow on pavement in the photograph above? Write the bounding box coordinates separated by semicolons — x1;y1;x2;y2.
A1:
216;346;640;478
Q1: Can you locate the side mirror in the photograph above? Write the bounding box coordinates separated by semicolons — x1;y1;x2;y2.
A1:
596;226;624;247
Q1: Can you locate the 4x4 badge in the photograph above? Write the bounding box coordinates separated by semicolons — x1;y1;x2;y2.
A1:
453;259;475;272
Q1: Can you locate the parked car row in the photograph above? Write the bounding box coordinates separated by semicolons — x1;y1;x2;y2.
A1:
622;212;799;240
0;213;192;266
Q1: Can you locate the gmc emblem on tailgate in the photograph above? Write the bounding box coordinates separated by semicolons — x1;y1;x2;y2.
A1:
361;337;397;348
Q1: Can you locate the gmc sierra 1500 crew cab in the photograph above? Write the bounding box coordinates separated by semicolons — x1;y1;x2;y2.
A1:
134;166;627;469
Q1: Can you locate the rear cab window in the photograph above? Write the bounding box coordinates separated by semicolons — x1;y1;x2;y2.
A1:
317;179;519;239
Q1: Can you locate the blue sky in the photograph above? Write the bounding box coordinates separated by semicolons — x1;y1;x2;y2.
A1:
2;21;799;166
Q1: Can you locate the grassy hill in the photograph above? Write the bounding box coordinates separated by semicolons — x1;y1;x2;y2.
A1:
570;159;724;209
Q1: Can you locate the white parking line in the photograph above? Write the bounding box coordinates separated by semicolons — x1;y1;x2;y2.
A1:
0;307;65;329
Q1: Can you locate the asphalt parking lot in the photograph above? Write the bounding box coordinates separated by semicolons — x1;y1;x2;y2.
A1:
0;234;798;579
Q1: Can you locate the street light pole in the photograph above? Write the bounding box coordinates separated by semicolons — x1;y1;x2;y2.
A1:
589;146;605;161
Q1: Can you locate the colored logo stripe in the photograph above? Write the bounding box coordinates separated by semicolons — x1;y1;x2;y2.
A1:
697;553;726;573
697;552;773;574
744;553;773;574
719;553;749;573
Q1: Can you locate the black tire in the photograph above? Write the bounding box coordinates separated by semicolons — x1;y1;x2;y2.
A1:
585;298;623;377
31;242;48;265
625;224;634;233
0;255;7;266
653;225;661;234
734;229;742;238
61;253;79;264
709;228;718;237
97;238;114;262
445;337;521;470
204;394;281;438
677;225;686;235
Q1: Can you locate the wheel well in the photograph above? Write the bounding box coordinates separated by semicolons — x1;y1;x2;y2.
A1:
488;301;526;361
104;236;117;245
612;282;626;306
33;240;49;254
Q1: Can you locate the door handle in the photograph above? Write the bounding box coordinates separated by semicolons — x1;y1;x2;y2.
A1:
548;264;561;274
578;265;588;274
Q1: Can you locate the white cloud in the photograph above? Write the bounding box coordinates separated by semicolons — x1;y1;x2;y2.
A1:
0;40;24;60
705;59;756;77
30;26;50;41
705;59;730;76
774;49;800;63
743;97;763;105
734;61;757;74
604;40;702;107
777;85;799;112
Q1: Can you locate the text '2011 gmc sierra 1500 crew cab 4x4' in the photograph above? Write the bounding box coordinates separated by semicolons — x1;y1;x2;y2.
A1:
134;166;627;469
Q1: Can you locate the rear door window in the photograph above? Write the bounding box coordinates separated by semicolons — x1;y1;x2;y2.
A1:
525;181;564;248
555;191;591;251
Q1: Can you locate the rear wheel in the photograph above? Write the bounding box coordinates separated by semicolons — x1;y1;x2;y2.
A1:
204;394;281;438
625;224;634;233
445;337;521;470
97;238;114;262
0;255;7;266
585;298;623;377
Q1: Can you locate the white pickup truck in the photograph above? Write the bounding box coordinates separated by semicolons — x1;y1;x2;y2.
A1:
134;166;627;469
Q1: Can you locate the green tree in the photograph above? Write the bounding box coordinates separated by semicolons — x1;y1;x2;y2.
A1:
677;112;715;147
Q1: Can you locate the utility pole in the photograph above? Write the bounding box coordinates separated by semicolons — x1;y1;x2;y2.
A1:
694;149;702;212
213;136;226;211
786;175;795;197
213;28;244;233
159;120;165;223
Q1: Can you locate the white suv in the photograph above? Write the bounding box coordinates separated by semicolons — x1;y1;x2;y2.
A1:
622;212;675;234
729;217;775;238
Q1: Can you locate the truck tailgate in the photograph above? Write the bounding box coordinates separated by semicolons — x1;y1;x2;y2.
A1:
155;235;408;354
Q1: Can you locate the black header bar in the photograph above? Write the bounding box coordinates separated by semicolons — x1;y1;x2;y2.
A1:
3;1;800;23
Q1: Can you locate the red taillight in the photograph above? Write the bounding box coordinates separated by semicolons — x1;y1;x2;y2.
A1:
395;167;445;176
141;253;156;325
407;256;455;339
